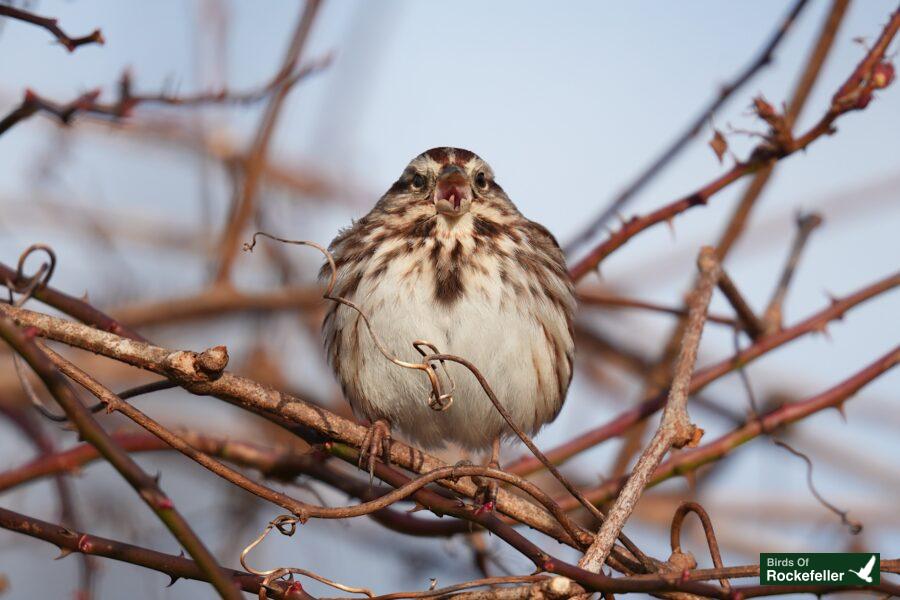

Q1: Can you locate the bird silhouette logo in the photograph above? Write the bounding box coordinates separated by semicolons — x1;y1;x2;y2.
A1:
847;555;877;583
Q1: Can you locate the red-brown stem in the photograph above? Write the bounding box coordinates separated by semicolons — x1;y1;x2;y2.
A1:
576;290;737;327
0;5;103;51
507;270;899;476
561;345;899;509
568;5;899;281
0;261;147;342
0;507;306;599
0;316;241;600
213;0;322;283
563;0;810;253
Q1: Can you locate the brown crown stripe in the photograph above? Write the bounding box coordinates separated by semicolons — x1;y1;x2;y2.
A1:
423;147;477;166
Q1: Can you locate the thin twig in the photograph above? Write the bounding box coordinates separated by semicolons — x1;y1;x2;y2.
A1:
0;5;103;51
558;345;899;509
669;502;730;591
772;439;863;533
564;0;810;254
762;212;824;332
568;3;896;280
507;270;900;476
0;316;241;600
213;0;323;283
717;269;766;339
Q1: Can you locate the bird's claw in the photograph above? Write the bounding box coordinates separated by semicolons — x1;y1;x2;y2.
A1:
358;419;391;483
473;457;499;514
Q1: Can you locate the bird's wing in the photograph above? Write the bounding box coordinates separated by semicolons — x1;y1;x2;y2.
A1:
862;555;876;576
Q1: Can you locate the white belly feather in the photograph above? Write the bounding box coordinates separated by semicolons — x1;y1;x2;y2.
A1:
328;245;570;449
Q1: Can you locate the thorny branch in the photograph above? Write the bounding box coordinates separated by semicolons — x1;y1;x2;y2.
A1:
507;269;900;476
0;506;306;599
557;345;899;510
0;57;329;138
563;0;811;254
713;0;850;260
762;212;823;332
0;5;104;52
0;314;242;599
568;4;899;280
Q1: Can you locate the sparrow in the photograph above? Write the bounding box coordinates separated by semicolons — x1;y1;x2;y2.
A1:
322;147;574;499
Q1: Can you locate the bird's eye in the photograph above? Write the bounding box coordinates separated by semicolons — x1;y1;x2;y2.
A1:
411;173;426;190
475;171;488;189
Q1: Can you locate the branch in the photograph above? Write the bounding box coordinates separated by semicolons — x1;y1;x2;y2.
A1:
0;430;470;539
716;268;766;339
111;284;323;328
568;4;898;281
0;506;306;599
0;58;329;137
0;258;148;342
561;345;899;509
213;0;322;283
713;0;850;259
0;404;96;596
762;212;823;332
563;0;811;254
578;247;719;572
0;5;103;52
507;270;900;476
0;301;584;550
576;290;737;327
0;315;241;600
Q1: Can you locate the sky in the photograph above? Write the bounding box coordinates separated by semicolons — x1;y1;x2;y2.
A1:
0;1;898;598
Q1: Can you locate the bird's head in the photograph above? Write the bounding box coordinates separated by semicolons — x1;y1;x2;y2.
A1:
383;147;507;221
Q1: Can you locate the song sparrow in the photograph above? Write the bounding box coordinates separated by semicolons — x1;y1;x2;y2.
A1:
322;147;575;489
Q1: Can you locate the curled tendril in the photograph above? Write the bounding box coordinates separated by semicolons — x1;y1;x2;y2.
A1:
13;243;56;294
240;514;373;598
6;244;107;422
244;231;455;412
6;245;79;422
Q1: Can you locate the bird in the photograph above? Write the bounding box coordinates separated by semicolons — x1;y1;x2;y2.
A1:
848;555;876;583
322;147;575;504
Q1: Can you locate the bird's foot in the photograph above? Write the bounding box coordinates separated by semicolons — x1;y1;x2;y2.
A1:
473;481;498;515
472;456;500;515
358;419;391;482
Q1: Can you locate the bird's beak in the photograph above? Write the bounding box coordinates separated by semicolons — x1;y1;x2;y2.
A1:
434;165;472;217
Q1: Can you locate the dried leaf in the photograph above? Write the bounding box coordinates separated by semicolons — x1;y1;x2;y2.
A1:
708;129;728;163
